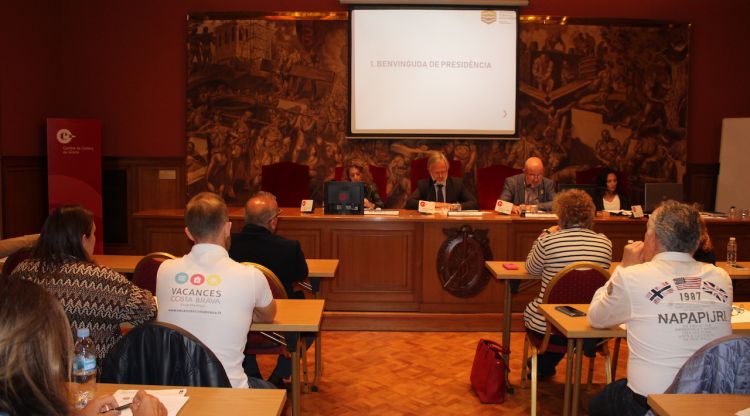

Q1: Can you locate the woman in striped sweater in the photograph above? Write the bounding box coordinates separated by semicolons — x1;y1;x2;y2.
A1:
524;189;612;378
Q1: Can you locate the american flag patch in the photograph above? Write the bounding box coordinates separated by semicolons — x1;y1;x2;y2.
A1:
645;281;674;304
673;276;702;290
702;280;728;302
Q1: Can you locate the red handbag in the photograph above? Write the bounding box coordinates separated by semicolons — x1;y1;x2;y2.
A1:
470;338;510;404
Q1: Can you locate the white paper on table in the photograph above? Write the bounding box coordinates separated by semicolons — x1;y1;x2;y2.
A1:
113;389;189;416
731;310;750;324
735;407;750;416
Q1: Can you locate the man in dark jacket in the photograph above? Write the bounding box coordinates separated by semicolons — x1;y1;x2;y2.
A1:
229;191;310;388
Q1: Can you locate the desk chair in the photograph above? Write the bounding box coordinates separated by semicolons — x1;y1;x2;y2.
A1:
261;162;310;207
242;262;313;392
476;164;522;210
521;262;612;416
132;252;175;294
100;321;231;387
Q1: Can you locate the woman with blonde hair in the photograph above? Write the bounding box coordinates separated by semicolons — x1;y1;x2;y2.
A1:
0;278;165;415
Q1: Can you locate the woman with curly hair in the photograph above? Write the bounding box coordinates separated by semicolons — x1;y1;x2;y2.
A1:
344;163;385;209
524;189;613;378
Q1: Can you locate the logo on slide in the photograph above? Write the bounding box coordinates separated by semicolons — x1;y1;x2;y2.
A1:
481;10;496;24
56;129;75;144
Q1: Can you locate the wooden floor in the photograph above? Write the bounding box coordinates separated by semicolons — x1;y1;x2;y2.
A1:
257;331;629;415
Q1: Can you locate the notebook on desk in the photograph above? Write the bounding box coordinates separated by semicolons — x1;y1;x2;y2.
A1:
644;183;684;213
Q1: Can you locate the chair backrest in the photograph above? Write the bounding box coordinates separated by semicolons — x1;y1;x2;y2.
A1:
261;162;310;207
100;321;231;387
242;262;288;299
476;164;522;210
241;262;288;354
1;247;33;276
132;252;176;294
664;334;750;394
369;165;388;202
544;262;611;305
409;157;463;192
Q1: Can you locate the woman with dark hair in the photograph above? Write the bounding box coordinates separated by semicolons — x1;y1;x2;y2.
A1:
693;214;717;264
595;168;631;211
524;189;613;378
0;278;165;416
344;163;385;209
10;205;156;360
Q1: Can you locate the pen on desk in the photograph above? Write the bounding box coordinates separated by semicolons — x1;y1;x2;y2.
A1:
101;402;132;413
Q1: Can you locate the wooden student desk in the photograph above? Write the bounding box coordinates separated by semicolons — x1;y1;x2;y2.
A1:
540;302;750;416
250;299;325;416
647;394;750;416
96;383;286;416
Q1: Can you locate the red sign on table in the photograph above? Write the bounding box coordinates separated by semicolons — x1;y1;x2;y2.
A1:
46;118;103;253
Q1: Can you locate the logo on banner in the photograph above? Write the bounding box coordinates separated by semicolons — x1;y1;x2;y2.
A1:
56;129;76;144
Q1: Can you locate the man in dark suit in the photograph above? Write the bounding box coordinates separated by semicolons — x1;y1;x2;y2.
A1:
405;152;478;210
500;156;557;214
229;191;309;388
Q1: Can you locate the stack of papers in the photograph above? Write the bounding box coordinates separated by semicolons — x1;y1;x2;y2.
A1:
364;209;400;216
447;210;483;217
113;389;189;416
523;212;558;219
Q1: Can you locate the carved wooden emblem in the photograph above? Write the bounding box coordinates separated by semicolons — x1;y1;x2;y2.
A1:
437;225;492;298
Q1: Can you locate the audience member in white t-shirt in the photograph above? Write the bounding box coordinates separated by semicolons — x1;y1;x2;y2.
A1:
156;192;277;389
588;200;732;416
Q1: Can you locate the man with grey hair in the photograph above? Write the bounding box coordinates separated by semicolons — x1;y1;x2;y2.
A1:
405;152;478;210
588;200;732;416
229;191;310;388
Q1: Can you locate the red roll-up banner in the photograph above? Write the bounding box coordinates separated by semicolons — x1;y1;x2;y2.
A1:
46;118;103;254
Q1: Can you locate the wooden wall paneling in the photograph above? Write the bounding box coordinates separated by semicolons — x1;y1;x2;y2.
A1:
705;219;750;261
0;157;47;237
105;158;184;254
327;221;420;311
592;217;648;262
685;163;720;211
136;160;185;210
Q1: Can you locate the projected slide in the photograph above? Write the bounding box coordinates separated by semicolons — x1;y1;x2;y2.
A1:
350;8;517;137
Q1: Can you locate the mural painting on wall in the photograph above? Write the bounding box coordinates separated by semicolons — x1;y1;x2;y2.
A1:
186;14;689;207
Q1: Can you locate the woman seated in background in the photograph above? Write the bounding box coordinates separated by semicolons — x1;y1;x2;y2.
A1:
10;205;156;360
595;168;631;211
344;163;385;209
0;277;166;416
524;189;613;378
693;214;717;264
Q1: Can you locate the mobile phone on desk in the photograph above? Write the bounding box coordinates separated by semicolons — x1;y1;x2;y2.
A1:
730;263;748;270
555;305;586;317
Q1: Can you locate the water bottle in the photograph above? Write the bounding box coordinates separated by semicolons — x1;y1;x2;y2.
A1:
72;328;97;409
727;237;737;267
